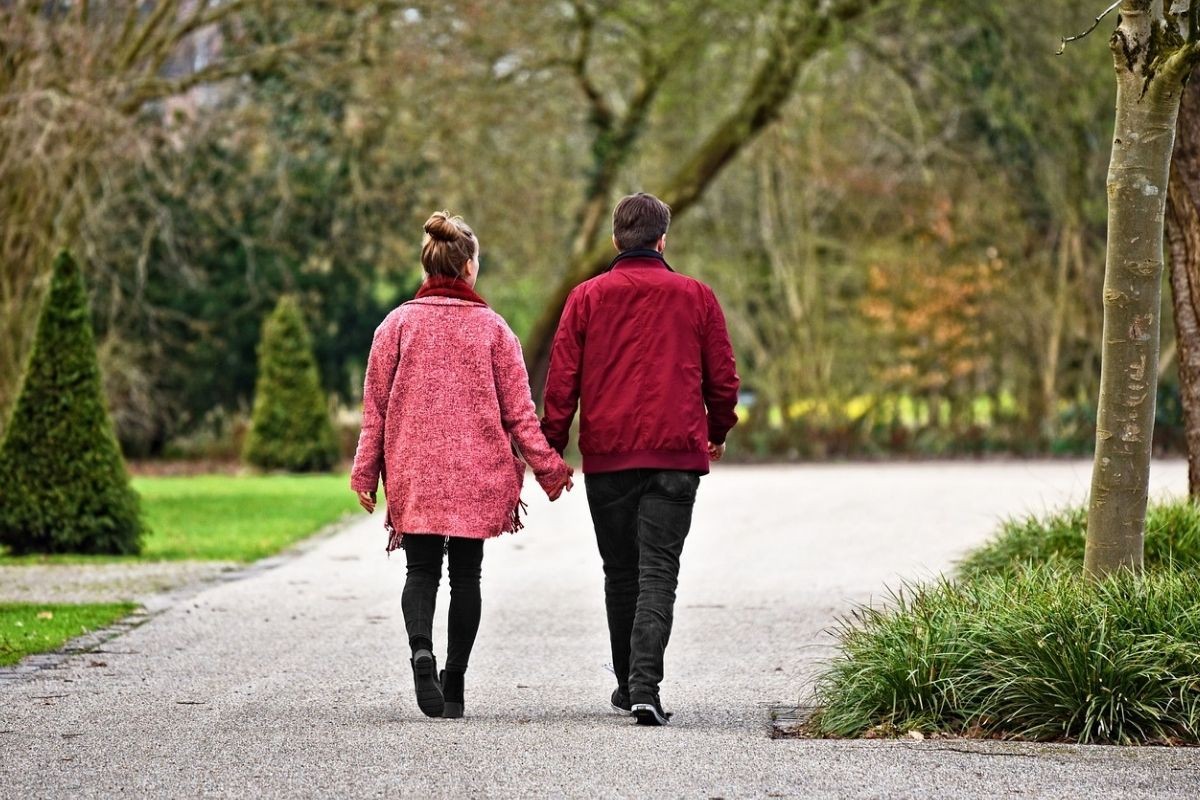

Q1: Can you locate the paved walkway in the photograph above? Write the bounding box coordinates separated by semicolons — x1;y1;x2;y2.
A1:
2;461;1198;798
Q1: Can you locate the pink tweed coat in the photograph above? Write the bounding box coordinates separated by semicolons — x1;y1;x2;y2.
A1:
350;296;570;545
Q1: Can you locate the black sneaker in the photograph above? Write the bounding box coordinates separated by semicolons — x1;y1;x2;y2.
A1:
611;687;632;715
410;649;444;718
630;693;673;726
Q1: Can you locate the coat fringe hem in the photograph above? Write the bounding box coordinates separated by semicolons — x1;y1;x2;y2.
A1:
383;500;527;555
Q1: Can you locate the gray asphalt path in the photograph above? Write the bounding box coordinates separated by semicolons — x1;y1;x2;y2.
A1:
2;461;1198;799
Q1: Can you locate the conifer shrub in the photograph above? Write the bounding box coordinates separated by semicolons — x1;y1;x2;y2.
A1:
242;295;339;472
0;251;143;555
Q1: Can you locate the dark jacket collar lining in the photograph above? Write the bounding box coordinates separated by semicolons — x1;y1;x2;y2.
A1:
607;248;674;272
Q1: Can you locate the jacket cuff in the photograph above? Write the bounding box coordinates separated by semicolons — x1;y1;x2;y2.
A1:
535;459;571;493
350;474;379;493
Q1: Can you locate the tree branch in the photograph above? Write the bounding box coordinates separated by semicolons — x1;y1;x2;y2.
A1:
113;1;145;61
1057;0;1122;55
524;0;875;389
172;0;254;43
116;38;321;114
142;0;256;77
119;0;181;71
567;0;615;132
1155;40;1200;89
658;0;826;211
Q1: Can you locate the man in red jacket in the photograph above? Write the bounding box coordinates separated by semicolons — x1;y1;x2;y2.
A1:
541;192;740;726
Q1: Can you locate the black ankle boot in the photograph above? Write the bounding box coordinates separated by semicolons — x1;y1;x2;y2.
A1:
410;649;444;718
440;669;465;719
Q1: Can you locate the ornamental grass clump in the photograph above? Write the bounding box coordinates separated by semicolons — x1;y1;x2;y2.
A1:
958;499;1200;580
813;566;1200;745
243;295;339;472
0;251;143;555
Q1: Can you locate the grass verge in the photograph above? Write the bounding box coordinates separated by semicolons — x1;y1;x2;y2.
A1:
958;499;1200;579
812;497;1200;745
0;602;139;666
0;473;358;563
812;566;1200;745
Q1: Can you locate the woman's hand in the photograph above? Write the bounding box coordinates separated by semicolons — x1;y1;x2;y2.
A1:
547;467;574;501
357;490;377;513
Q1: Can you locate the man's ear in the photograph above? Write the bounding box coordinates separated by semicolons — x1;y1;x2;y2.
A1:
656;234;667;253
612;235;620;252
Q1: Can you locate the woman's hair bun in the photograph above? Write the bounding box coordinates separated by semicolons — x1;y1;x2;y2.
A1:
423;211;463;243
420;209;476;278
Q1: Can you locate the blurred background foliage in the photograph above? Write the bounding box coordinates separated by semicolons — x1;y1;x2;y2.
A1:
0;0;1173;460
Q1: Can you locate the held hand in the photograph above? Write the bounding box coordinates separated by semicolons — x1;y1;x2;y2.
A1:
357;490;377;513
548;466;575;501
707;442;726;461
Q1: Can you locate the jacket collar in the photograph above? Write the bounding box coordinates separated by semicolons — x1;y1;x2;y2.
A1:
607;248;674;272
413;275;488;306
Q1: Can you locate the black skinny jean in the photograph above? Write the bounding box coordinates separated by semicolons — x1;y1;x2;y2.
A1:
584;469;700;701
401;534;484;673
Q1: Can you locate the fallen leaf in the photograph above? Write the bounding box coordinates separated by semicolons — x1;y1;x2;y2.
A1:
36;611;53;620
907;730;925;740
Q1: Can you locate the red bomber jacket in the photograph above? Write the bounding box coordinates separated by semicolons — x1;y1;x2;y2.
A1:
540;249;740;474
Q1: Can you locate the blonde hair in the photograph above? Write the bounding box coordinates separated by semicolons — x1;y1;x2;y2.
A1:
421;211;477;279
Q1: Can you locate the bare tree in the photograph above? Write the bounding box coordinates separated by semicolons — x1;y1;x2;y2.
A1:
0;1;380;432
523;0;876;392
1083;0;1200;576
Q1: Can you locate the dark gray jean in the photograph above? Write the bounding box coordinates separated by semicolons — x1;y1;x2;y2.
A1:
584;469;700;701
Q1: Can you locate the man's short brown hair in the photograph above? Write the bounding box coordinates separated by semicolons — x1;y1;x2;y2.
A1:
612;193;671;251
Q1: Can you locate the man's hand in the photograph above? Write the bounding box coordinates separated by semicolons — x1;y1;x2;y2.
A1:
548;467;575;501
707;442;726;461
357;490;377;513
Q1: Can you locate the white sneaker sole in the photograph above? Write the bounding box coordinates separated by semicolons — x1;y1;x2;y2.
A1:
631;703;671;726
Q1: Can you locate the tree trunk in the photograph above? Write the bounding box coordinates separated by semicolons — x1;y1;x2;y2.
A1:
1038;225;1076;444
1167;67;1200;498
1085;2;1197;576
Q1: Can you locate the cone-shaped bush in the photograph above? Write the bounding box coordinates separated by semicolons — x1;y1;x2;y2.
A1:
243;295;339;472
0;251;143;555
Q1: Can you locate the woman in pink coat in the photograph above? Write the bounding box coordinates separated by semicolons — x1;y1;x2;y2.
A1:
350;211;573;719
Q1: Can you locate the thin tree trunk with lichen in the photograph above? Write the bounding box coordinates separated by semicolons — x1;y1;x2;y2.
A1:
1167;66;1200;498
1085;0;1200;576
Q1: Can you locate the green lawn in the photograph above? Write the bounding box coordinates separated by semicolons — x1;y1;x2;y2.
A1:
0;473;359;563
0;602;139;666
